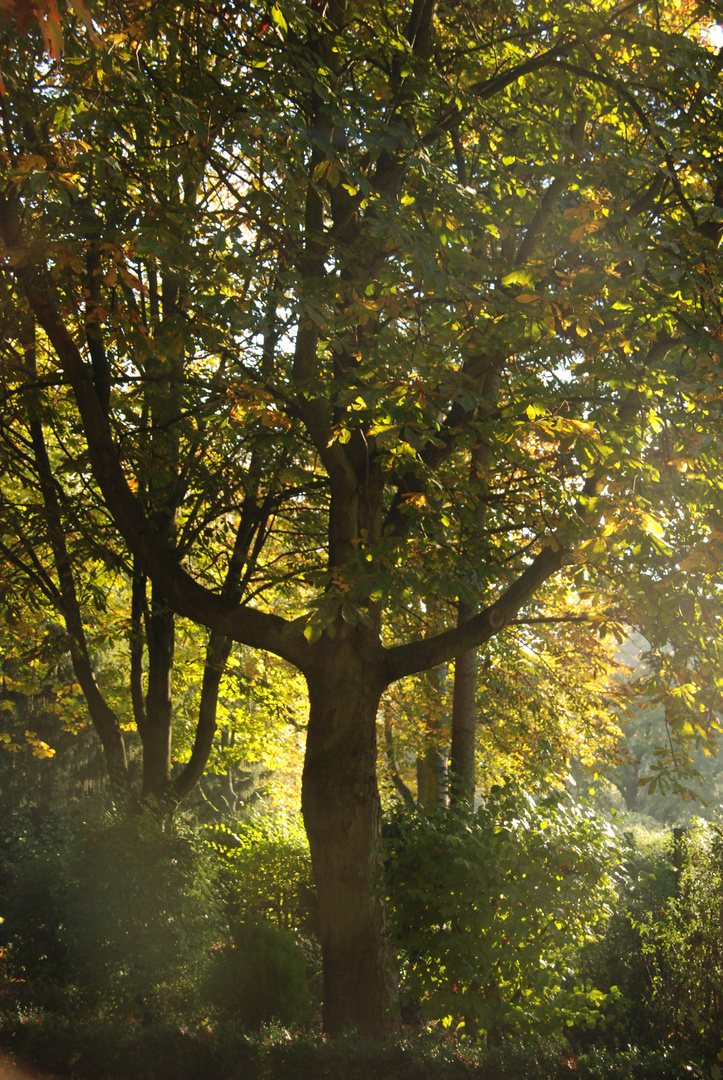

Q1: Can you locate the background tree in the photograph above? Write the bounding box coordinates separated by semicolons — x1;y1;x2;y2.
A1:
0;322;299;808
2;0;723;1036
380;584;626;806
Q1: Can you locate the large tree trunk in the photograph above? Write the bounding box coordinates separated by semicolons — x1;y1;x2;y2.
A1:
302;629;398;1037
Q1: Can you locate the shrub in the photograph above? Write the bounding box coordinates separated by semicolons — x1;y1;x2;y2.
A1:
577;818;723;1062
202;812;322;1012
0;811;221;1019
573;824;677;1051
202;812;317;934
0;820;74;1001
0;1017;703;1080
634;819;723;1059
384;786;624;1042
201;917;311;1029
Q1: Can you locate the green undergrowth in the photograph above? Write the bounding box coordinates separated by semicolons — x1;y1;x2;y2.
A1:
0;1016;708;1080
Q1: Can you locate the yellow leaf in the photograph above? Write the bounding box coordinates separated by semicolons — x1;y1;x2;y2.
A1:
515;293;539;304
312;159;329;182
16;154;47;171
563;206;590;221
639;512;664;538
327;162;341;187
570;224;587;243
271;4;288;33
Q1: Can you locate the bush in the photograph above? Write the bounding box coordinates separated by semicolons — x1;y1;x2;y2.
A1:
576;819;723;1062
634;819;723;1059
573;824;677;1051
0;818;74;1005
202;812;317;933
0;811;221;1020
202;812;322;1014
385;786;625;1042
0;1017;704;1080
201;917;311;1029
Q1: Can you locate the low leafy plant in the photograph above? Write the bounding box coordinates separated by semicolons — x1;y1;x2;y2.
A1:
0;1016;704;1080
577;818;723;1065
385;786;625;1042
201;917;312;1029
202;812;322;1011
202;812;317;933
0;817;74;1005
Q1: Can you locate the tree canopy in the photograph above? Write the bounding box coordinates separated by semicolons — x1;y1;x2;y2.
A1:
2;0;723;1035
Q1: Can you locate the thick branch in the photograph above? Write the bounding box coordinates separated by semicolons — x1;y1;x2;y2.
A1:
382;543;569;683
405;0;437;59
423;37;579;144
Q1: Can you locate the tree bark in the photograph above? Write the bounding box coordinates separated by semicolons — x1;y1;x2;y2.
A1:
302;628;398;1037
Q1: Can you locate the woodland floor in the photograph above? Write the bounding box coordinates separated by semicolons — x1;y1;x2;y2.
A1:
0;1052;45;1080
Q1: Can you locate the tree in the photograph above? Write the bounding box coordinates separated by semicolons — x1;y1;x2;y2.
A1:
0;331;294;809
380;585;625;806
1;0;722;1036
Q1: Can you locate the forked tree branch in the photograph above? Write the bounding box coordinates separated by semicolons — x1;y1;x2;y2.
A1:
382;542;570;683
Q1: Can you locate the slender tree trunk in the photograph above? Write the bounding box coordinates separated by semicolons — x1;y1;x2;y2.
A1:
141;584;175;801
416;748;445;809
449;601;478;808
302;629;398;1037
172;630;233;801
382;710;415;809
130;564;148;732
416;667;447;809
219;729;238;813
22;319;132;799
621;772;639;812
